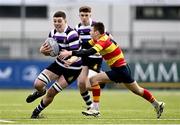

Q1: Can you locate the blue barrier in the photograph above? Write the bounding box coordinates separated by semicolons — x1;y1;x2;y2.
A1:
0;60;77;89
0;59;179;89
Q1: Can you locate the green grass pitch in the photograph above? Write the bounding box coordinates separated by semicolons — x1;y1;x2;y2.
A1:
0;89;180;124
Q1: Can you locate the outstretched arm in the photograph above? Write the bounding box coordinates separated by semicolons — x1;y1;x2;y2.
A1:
59;48;97;60
72;48;97;56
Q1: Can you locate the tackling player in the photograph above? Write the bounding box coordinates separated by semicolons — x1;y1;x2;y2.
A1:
59;22;165;118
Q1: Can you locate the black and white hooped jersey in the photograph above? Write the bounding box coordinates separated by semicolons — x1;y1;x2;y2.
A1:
75;19;101;59
48;25;82;70
75;19;95;48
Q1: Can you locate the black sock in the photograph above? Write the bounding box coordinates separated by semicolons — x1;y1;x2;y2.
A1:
34;100;47;113
81;91;92;107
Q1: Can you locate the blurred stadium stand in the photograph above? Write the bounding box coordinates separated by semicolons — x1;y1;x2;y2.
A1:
0;0;180;61
0;0;180;88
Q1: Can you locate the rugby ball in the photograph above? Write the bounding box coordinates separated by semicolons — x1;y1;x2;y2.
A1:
45;38;59;57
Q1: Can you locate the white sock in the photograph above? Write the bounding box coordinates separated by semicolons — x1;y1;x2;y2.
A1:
93;102;99;111
152;100;159;108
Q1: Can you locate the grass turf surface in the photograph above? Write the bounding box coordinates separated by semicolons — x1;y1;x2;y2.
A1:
0;89;180;124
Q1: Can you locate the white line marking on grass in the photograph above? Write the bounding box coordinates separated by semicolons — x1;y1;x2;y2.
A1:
0;124;179;125
0;119;14;123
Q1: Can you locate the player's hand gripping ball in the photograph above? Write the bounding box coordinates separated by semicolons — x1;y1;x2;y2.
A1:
45;38;59;57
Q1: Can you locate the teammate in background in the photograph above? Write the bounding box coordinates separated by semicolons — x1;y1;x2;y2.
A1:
59;22;165;118
75;6;107;115
26;11;82;118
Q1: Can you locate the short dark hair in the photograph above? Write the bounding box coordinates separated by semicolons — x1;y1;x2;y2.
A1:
53;11;66;19
79;6;91;13
92;22;105;34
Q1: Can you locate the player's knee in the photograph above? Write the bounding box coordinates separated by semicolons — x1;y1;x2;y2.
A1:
78;80;85;86
78;77;86;84
34;81;45;91
78;82;86;90
78;78;87;89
